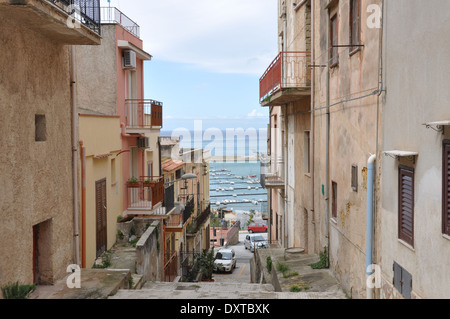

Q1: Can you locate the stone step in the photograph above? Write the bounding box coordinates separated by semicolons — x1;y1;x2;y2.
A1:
109;281;345;299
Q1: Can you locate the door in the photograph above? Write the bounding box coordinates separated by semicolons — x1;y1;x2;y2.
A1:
96;178;107;258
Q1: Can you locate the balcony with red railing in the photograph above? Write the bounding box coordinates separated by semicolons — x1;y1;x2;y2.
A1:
259;51;311;106
125;176;165;215
125;99;163;134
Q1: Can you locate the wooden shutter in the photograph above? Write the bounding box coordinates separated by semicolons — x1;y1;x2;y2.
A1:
393;262;413;299
96;179;107;258
398;167;414;246
330;14;339;66
443;141;450;236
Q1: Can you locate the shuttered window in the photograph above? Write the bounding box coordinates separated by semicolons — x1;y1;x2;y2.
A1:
350;0;361;52
443;141;450;236
330;13;339;67
398;166;414;247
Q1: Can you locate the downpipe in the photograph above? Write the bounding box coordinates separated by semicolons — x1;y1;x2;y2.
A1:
366;154;376;299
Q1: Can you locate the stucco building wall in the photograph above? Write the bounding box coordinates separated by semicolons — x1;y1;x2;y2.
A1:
379;0;450;299
0;18;75;287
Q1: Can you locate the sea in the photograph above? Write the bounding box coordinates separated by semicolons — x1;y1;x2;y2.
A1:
161;129;268;221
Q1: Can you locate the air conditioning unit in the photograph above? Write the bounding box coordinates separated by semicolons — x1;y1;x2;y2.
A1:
123;50;137;70
137;137;150;149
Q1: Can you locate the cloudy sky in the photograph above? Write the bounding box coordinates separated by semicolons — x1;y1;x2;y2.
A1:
100;0;277;131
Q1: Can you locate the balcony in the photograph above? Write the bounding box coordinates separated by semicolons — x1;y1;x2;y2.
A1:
260;158;285;189
259;51;311;107
126;177;165;215
187;204;211;235
165;197;195;233
100;7;140;38
125;99;163;134
0;0;101;45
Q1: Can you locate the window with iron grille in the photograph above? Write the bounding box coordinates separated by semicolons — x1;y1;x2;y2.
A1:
398;166;414;247
443;140;450;236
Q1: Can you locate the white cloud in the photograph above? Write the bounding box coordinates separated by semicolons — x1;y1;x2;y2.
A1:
100;0;278;75
247;109;265;118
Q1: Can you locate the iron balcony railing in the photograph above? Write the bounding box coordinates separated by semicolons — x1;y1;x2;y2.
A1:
46;0;101;35
100;7;140;38
125;99;163;130
260;156;285;189
259;51;311;102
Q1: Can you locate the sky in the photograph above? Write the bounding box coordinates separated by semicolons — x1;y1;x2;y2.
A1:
100;0;277;131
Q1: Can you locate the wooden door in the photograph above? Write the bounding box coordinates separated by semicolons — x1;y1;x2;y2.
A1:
96;179;107;258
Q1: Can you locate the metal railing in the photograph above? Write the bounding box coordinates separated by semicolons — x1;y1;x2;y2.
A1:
260;156;285;188
46;0;101;35
126;177;164;211
125;99;163;129
100;7;140;38
259;51;311;101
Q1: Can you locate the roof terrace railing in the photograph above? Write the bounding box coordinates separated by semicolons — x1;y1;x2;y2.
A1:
100;7;140;38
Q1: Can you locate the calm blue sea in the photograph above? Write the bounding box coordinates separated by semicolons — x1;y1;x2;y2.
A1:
161;130;268;214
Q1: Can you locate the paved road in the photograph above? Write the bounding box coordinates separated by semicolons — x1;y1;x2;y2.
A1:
213;231;268;284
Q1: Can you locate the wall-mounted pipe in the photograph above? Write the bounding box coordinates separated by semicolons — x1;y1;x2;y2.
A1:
70;46;80;266
80;141;87;268
366;154;376;299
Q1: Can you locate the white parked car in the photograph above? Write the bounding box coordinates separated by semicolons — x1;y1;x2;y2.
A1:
213;248;236;273
244;234;268;252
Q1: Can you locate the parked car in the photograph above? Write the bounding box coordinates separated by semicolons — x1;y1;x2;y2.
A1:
213;248;236;273
247;222;268;233
244;234;268;252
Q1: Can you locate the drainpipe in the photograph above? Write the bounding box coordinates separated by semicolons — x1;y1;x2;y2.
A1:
70;46;80;266
80;141;87;268
366;154;376;299
310;0;315;225
325;8;331;266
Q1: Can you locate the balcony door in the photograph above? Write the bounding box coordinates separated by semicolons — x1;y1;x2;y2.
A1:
127;70;138;127
96;178;107;258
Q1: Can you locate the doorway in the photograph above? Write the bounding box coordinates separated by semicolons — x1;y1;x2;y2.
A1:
32;219;53;285
96;178;107;258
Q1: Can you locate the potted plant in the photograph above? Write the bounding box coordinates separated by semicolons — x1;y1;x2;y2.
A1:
127;176;139;188
143;179;154;188
198;248;215;282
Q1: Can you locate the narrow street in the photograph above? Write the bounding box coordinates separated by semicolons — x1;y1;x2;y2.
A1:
212;231;266;284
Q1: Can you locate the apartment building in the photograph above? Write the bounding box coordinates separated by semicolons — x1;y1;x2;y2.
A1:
261;0;450;299
260;0;382;298
378;0;450;299
74;7;164;267
260;0;312;251
0;0;101;288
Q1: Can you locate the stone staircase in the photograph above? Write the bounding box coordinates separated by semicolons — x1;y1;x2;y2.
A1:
109;281;345;299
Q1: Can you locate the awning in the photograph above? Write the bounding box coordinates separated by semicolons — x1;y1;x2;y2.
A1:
117;40;152;60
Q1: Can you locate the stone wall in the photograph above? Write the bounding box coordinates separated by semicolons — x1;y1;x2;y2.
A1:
135;221;163;283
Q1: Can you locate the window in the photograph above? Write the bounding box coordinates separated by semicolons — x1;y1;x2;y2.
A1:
330;13;339;67
350;0;361;53
332;181;338;219
443;141;450;236
35;114;46;142
304;131;311;173
351;164;358;192
398;166;414;247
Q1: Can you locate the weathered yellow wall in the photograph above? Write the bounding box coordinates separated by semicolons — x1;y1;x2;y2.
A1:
79;115;122;267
